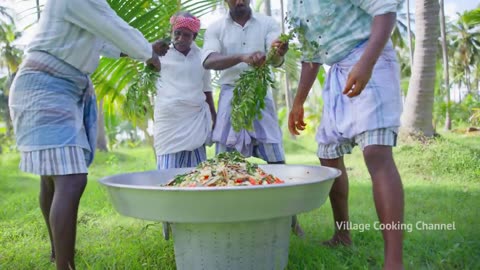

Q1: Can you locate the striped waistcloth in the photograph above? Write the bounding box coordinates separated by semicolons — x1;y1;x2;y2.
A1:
9;51;97;175
20;146;88;175
156;146;207;170
315;41;402;146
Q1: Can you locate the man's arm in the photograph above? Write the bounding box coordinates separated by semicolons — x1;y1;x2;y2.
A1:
203;53;245;70
202;70;217;128
204;91;217;128
342;12;396;97
203;52;266;70
265;16;285;67
64;0;152;61
288;62;320;135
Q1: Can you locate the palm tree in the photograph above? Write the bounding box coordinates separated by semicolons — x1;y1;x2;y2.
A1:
400;0;440;138
439;0;451;130
0;20;23;139
463;7;480;27
406;0;414;66
449;12;480;96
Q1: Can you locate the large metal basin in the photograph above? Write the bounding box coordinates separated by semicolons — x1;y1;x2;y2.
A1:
99;165;340;223
99;164;340;270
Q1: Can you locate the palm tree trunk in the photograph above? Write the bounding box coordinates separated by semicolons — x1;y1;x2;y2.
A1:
36;0;41;21
96;98;108;151
439;0;451;130
406;0;414;66
280;0;293;115
400;0;440;138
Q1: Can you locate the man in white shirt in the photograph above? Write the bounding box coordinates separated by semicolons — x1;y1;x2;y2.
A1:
8;0;160;269
202;0;303;236
153;11;216;170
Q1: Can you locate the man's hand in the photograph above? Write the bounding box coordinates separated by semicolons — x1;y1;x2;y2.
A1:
152;40;170;56
288;101;307;136
241;51;266;67
271;39;289;57
342;60;373;97
146;51;161;71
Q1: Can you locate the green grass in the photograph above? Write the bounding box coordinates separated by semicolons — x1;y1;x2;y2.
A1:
1;133;479;269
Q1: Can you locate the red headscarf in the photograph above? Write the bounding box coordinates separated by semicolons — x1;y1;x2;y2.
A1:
169;15;201;33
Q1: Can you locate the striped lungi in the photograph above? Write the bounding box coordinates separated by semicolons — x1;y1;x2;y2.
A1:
156;146;207;170
9;51;97;175
316;41;402;159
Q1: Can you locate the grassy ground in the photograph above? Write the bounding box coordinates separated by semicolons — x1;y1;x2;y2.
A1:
0;132;479;269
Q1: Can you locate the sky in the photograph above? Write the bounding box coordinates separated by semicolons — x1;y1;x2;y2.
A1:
1;0;480;46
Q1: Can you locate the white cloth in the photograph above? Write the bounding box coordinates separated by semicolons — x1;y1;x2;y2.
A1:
154;45;212;155
201;12;281;85
27;0;152;74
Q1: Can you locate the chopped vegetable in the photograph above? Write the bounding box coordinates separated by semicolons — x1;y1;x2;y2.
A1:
166;152;285;187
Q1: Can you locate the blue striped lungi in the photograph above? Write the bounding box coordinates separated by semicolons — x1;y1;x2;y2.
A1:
156;146;206;170
316;41;402;159
9;51;97;175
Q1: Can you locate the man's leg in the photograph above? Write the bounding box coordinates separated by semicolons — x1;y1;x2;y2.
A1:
50;174;87;270
39;176;55;262
363;145;403;269
320;157;352;246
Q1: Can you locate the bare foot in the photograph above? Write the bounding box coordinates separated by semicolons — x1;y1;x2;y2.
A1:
321;231;352;247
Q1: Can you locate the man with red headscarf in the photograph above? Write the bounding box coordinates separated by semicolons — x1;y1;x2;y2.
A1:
153;11;216;170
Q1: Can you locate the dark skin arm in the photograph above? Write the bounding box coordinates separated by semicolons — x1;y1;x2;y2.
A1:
120;44;162;72
342;12;396;97
204;91;217;129
203;52;266;70
203;38;289;70
288;62;320;135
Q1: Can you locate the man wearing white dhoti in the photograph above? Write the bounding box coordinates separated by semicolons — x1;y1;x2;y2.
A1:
153;12;216;170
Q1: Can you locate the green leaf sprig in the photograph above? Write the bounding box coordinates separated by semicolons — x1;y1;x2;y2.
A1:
123;64;159;122
230;32;294;132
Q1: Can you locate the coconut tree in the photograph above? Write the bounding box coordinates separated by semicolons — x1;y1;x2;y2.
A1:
406;0;414;66
463;7;480;27
449;11;480;97
0;20;23;139
400;0;440;138
439;0;451;130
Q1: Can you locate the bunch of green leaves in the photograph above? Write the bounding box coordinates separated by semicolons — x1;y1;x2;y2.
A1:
123;65;159;121
230;32;294;132
285;17;320;62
